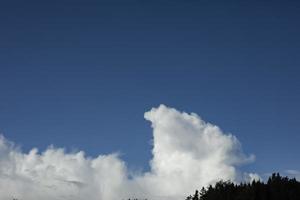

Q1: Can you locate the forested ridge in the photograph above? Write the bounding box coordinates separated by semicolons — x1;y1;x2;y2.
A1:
126;173;300;200
186;173;300;200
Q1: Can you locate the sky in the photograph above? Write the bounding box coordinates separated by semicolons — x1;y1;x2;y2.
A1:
0;0;300;199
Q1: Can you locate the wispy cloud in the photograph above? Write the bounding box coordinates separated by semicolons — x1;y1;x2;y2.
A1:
285;170;300;180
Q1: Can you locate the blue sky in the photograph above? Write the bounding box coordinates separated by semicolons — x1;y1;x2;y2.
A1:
0;0;300;178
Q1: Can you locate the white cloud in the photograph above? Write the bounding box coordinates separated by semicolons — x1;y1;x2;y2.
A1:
285;170;300;180
0;136;128;200
245;173;262;182
0;105;256;200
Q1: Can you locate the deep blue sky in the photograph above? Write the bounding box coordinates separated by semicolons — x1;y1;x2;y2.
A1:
0;0;299;176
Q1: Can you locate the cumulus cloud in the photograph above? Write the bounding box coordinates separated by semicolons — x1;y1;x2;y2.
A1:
0;105;256;200
0;136;128;200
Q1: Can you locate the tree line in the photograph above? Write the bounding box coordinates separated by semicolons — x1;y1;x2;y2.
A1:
186;173;300;200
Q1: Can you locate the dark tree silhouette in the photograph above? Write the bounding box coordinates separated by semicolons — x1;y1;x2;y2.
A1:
186;173;300;200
